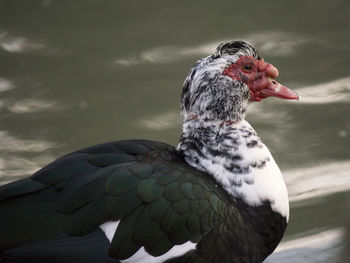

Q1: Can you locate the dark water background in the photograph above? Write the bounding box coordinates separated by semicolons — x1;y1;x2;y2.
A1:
0;0;349;261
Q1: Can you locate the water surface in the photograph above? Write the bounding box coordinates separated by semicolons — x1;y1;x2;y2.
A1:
0;0;349;261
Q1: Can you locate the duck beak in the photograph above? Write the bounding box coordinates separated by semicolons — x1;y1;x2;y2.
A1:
260;78;299;100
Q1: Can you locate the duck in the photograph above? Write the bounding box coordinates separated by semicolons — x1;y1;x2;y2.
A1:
0;41;298;263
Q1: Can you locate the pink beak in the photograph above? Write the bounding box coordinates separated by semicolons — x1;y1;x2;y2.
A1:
255;61;299;101
260;78;299;100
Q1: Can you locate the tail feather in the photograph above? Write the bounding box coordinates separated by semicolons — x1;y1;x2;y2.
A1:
0;229;117;263
0;187;68;250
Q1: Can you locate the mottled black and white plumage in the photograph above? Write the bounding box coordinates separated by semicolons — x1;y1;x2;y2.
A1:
0;41;298;263
179;41;289;220
181;41;260;123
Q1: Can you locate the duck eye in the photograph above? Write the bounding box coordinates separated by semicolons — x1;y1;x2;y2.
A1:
243;64;252;71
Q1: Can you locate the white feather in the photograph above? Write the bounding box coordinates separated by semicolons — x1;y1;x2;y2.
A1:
99;220;119;243
120;241;196;263
179;119;289;221
99;221;196;263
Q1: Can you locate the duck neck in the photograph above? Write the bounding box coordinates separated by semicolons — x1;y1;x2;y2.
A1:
177;118;289;221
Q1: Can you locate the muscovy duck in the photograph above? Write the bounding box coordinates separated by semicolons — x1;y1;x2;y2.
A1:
0;41;298;263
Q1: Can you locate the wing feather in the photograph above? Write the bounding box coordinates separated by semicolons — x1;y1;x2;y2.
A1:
0;140;230;262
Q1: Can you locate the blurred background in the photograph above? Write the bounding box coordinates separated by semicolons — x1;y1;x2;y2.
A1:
0;0;349;262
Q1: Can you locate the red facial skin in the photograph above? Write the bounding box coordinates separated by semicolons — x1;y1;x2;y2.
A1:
222;56;299;102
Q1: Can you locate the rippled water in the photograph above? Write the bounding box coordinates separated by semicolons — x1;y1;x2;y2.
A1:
0;0;349;262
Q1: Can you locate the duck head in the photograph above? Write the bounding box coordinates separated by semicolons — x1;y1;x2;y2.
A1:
181;41;298;123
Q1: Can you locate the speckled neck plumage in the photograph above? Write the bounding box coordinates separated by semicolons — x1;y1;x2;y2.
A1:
178;119;266;176
178;119;289;220
177;41;289;220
